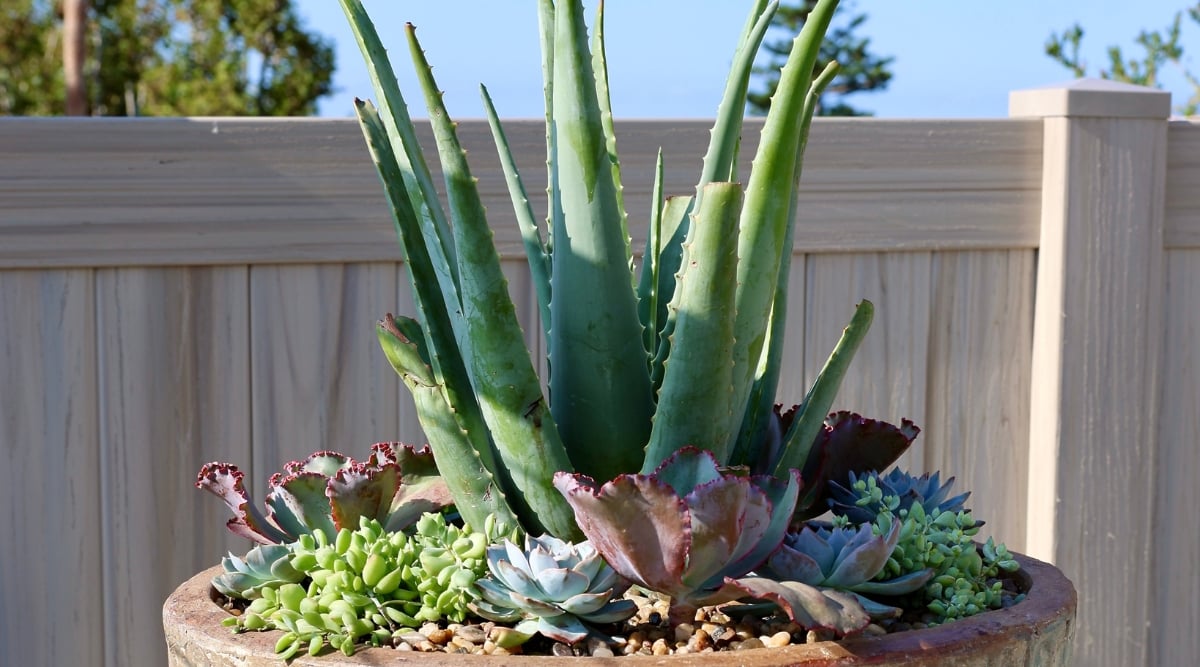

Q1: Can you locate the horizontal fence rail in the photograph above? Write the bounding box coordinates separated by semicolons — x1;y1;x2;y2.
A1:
0;80;1196;667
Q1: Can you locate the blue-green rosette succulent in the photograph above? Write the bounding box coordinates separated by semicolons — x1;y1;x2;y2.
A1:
730;523;932;636
470;534;637;646
827;469;970;525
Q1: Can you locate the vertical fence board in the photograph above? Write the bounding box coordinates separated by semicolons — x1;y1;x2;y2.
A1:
250;263;401;472
924;250;1035;552
1152;249;1200;666
96;267;250;667
0;269;102;667
1014;81;1169;666
801;252;932;472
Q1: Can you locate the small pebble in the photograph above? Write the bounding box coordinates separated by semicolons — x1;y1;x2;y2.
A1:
395;641;413;652
652;638;670;655
765;631;792;648
689;628;713;652
674;622;695;644
397;631;427;645
864;623;888;637
455;625;487;643
426;627;454;645
735;637;765;651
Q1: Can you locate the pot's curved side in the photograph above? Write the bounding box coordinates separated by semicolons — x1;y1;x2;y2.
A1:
163;552;1075;667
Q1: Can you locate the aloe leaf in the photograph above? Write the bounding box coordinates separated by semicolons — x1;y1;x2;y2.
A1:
405;25;579;539
729;0;840;444
643;182;744;470
337;0;458;293
537;0;559;257
648;194;694;391
730;60;841;467
355;99;517;529
548;0;653;480
591;0;633;277
695;0;778;200
481;85;552;343
770;301;875;478
377;319;519;532
637;148;667;356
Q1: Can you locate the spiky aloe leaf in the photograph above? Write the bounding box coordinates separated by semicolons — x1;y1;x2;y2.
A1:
590;0;630;274
481;85;551;343
643;182;744;470
337;0;458;294
404;25;578;539
771;300;875;478
646;194;693;390
731;60;841;468
547;0;653;481
728;0;840;446
376;316;519;533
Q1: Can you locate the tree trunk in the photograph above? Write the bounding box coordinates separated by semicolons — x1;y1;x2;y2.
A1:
63;0;88;115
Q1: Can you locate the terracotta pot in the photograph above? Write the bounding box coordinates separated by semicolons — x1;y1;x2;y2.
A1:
164;552;1075;666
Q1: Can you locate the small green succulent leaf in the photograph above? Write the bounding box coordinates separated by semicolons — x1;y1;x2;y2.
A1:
643;182;744;470
637;149;666;356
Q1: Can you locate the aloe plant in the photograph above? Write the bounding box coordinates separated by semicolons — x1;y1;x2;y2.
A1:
339;0;907;540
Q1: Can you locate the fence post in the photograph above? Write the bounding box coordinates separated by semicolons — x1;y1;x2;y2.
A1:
1010;79;1169;666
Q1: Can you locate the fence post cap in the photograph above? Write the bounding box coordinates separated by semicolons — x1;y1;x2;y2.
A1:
1009;78;1171;119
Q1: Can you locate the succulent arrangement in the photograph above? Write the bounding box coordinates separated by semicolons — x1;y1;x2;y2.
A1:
193;0;1025;659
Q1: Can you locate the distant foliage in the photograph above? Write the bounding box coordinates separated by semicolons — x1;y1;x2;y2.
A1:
1046;5;1200;116
747;0;893;117
0;0;334;116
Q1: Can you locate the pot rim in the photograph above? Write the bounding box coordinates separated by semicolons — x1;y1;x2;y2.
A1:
163;551;1076;666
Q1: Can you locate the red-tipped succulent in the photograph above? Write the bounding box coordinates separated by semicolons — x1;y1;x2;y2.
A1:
196;442;452;545
553;447;800;622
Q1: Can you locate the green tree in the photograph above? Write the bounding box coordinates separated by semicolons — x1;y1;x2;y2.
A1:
0;0;335;116
747;0;893;116
1046;5;1200;115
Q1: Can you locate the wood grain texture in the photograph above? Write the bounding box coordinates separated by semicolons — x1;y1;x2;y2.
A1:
0;269;103;666
1028;116;1166;667
95;267;251;667
924;250;1035;553
0;118;1043;268
249;263;401;472
1151;249;1200;666
1165;119;1200;248
797;252;932;474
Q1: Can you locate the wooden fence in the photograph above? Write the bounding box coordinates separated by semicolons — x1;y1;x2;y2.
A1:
0;79;1195;666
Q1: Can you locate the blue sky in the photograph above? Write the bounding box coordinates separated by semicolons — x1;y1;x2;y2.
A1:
297;1;1195;119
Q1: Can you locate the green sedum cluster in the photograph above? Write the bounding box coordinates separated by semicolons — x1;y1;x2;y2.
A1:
831;472;1021;624
221;514;495;659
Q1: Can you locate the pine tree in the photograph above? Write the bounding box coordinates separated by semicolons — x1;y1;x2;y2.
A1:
0;0;335;116
1047;6;1200;116
747;0;893;116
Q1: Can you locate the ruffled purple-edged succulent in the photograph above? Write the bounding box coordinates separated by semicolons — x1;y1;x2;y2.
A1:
729;522;934;636
553;447;800;622
196;442;452;545
766;410;920;521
